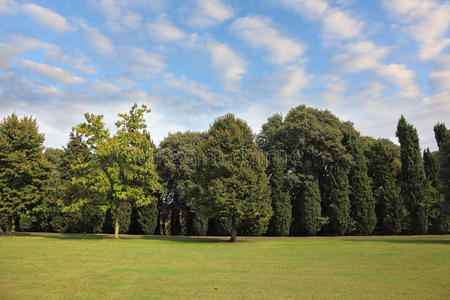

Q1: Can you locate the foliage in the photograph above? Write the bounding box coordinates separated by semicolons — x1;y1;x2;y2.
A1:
72;103;162;238
367;141;403;234
0;114;49;234
396;116;428;234
342;123;376;235
433;123;450;233
266;153;291;236
156;131;207;235
193;114;272;241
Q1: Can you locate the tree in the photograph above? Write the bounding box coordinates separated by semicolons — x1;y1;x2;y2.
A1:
38;148;65;232
266;153;291;236
72;103;162;239
193;114;272;242
129;201;158;234
156;131;206;235
396;116;428;234
290;174;324;235
342;123;376;235
434;123;450;233
61;132;105;233
367;141;402;234
0;114;49;234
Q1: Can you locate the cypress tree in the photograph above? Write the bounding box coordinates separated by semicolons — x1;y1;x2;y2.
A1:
396;116;428;234
322;161;351;235
367;141;402;234
434;123;450;232
267;153;291;236
343;123;376;235
298;175;323;235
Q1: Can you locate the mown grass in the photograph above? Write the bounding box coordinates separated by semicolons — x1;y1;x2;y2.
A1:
0;235;449;299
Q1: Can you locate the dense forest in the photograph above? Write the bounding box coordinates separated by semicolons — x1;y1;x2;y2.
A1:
1;103;449;240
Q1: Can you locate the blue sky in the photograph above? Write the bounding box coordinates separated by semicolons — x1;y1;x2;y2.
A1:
0;0;449;150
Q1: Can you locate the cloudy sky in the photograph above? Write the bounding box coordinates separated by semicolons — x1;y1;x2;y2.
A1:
0;0;449;150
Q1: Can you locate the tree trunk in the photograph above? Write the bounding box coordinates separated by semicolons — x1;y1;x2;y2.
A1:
5;215;13;235
114;206;120;239
229;215;237;242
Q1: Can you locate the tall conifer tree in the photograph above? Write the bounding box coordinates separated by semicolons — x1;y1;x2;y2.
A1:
396;116;428;234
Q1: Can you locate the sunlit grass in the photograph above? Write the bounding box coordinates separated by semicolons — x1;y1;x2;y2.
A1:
0;235;449;299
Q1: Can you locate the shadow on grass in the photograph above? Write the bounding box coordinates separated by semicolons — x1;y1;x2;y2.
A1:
1;232;238;243
341;238;450;245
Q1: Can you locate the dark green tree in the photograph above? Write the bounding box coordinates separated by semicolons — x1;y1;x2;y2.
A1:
156;131;207;235
55;132;106;234
290;174;324;235
38;148;65;232
342;123;376;235
423;148;439;186
266;153;291;236
367;141;402;234
193;114;272;242
396;116;428;234
0;114;49;234
129;202;158;234
433;123;450;233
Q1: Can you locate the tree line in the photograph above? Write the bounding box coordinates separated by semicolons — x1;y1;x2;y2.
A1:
0;104;449;240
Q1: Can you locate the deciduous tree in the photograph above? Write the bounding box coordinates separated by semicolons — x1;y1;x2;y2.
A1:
72;104;162;238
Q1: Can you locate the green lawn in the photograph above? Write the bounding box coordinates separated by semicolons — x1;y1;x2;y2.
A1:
0;235;449;299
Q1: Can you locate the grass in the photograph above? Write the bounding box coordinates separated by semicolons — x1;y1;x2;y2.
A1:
0;234;449;299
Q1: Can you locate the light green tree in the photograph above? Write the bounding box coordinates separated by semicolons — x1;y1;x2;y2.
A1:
72;103;162;238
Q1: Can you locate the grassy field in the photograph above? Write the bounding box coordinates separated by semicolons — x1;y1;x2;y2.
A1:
0;234;449;299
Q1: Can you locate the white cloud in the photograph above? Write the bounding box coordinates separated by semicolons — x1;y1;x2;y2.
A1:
334;41;389;72
165;74;216;102
0;0;18;13
230;16;305;65
92;0;165;33
20;59;84;85
279;0;364;39
22;3;75;33
187;0;233;28
127;47;166;75
147;19;187;41
6;35;96;74
79;22;115;55
207;40;246;92
376;64;421;98
278;65;309;97
382;0;450;60
0;43;16;69
322;9;364;39
430;69;450;92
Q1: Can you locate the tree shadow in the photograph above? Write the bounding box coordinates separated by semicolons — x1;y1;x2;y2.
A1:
341;238;450;245
2;232;239;243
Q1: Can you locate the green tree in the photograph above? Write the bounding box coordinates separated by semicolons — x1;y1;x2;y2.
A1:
38;148;65;232
290;174;324;235
0;114;49;234
60;132;105;233
72;104;162;239
156;131;206;235
367;141;402;234
266;153;291;236
396;116;428;234
129;201;158;234
434;123;450;232
193;114;272;242
342;123;376;235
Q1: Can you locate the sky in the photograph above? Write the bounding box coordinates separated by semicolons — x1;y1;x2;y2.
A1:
0;0;449;150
